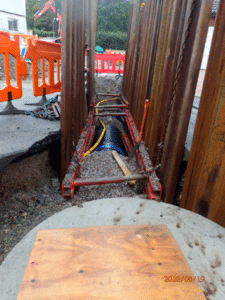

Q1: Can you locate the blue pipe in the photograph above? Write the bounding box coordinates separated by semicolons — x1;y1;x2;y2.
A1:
93;123;127;156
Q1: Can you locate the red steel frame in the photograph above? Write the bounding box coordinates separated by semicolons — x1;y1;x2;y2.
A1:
62;94;162;200
123;109;162;199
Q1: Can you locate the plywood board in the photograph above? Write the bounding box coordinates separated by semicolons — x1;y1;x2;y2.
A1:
17;225;206;299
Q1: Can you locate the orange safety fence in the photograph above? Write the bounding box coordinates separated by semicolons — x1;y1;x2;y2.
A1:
10;33;37;44
105;49;126;55
95;53;125;74
0;31;27;102
24;39;61;97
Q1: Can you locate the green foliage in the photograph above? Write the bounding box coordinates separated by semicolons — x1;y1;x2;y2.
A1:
96;31;127;50
97;0;130;33
26;0;130;48
26;0;61;33
96;0;131;50
33;28;54;37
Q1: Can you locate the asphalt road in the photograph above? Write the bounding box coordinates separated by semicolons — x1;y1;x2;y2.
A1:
0;81;60;169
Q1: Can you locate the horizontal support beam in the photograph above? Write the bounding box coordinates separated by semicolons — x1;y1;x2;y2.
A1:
95;113;126;116
96;93;121;96
72;174;148;187
96;107;123;110
94;105;128;108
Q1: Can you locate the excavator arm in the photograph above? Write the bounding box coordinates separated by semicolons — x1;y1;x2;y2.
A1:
34;0;62;37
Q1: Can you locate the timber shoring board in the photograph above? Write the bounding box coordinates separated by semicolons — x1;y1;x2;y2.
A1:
123;0;139;100
131;0;158;127
17;225;206;299
123;1;135;98
125;0;145;111
86;0;98;109
159;0;214;204
145;0;187;167
180;0;225;227
60;0;98;182
123;0;214;205
60;0;74;183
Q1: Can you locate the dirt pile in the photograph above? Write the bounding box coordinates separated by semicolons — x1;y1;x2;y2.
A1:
95;75;123;94
0;55;48;82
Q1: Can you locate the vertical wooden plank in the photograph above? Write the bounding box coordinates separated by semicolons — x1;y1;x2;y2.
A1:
144;0;164;101
60;0;88;182
73;0;86;139
123;0;138;98
135;0;174;131
125;0;145;110
160;0;214;204
131;0;162;127
60;0;74;182
122;2;134;97
145;0;188;166
86;0;97;108
92;0;98;94
129;0;157;114
86;0;91;109
129;0;153;121
180;0;225;227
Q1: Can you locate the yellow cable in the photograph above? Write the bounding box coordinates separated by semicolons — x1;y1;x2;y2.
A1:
83;118;106;157
83;97;119;158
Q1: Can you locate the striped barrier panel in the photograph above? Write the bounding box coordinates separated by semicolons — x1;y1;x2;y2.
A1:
95;53;125;74
24;39;61;97
0;31;27;102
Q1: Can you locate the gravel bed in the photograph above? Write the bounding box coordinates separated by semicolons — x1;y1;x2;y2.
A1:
72;150;144;202
63;111;145;202
0;75;160;266
126;112;161;192
63;110;161;206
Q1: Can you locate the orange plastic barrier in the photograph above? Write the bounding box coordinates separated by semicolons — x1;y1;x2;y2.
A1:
105;49;126;55
24;39;61;97
10;33;37;44
0;31;27;102
95;53;125;74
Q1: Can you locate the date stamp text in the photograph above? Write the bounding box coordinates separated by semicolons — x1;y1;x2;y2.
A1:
163;276;205;283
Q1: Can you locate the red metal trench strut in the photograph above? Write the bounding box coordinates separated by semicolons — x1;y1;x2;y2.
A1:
62;94;162;200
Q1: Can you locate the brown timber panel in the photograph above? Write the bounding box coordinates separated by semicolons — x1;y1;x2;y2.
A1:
17;225;206;299
122;0;213;205
159;0;213;204
125;0;145;111
60;0;97;182
123;0;138;98
60;0;74;182
144;0;174;149
86;0;98;109
132;0;163;128
123;0;139;100
146;0;188;166
71;0;86;142
180;0;225;227
85;0;91;108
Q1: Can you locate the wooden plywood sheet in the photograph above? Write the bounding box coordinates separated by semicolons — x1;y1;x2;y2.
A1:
17;225;206;299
